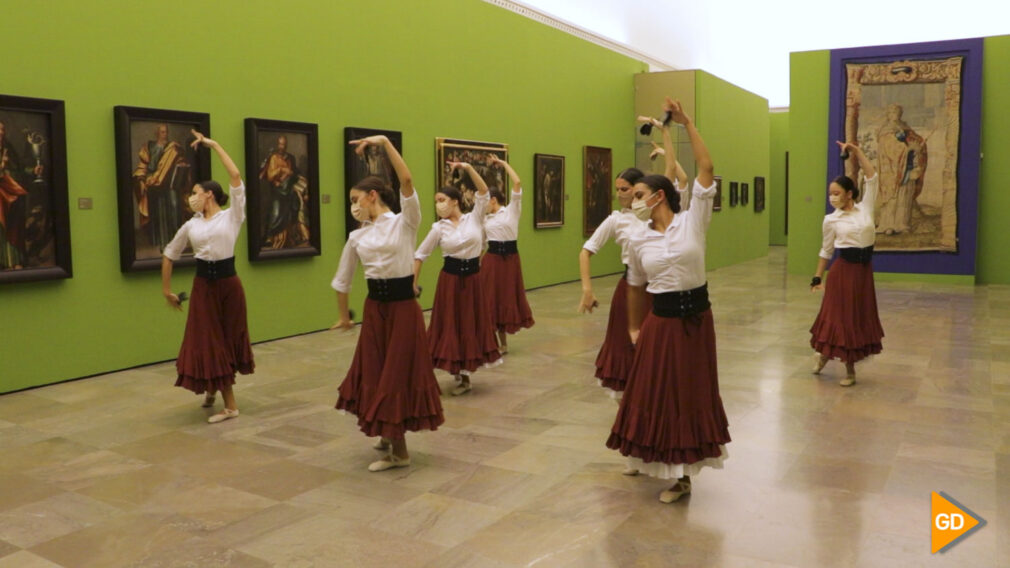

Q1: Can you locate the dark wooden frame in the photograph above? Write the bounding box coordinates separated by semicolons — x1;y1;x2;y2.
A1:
435;138;509;214
344;127;402;239
582;145;612;237
114;106;210;272
0;94;72;284
753;176;766;213
729;181;739;207
244;118;320;261
713;175;722;212
533;153;564;229
741;182;749;206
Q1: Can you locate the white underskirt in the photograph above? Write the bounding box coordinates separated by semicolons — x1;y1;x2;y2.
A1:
626;445;729;480
596;379;623;402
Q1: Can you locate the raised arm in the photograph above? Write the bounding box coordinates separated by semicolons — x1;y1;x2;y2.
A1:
350;135;414;198
665;97;713;188
490;156;521;192
657;120;688;188
450;162;488;196
837;141;875;179
191;130;241;188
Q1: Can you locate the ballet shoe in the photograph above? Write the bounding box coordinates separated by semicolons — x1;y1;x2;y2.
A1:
208;408;239;424
373;437;391;451
368;454;411;472
840;374;856;387
621;467;639;476
451;382;472;396
659;480;691;503
201;393;216;408
812;353;828;374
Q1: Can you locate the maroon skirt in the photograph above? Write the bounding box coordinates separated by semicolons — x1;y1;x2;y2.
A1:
606;309;730;465
336;297;444;439
481;252;535;334
175;275;255;394
596;276;652;393
428;270;501;374
809;258;884;363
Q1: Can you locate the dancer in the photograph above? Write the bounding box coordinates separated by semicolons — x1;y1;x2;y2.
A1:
414;163;501;396
606;97;730;503
481;156;534;354
331;134;443;472
810;142;883;386
162;130;253;424
579;116;687;396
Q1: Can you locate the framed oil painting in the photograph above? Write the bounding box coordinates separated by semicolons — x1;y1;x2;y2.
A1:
114;106;210;272
741;182;749;206
0;94;71;284
245;118;320;261
713;175;722;212
829;38;982;275
534;153;564;228
344;127;402;238
754;176;765;213
729;181;739;207
435;138;508;213
583;145;612;237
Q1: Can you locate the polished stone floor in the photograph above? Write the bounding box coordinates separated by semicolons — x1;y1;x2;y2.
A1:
1;248;1007;567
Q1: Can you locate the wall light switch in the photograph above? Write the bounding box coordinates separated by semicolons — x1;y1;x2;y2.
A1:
78;198;93;209
321;194;331;204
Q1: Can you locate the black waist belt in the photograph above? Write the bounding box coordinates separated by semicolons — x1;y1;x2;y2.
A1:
622;264;629;279
652;283;710;318
488;240;518;256
442;256;480;275
196;257;236;280
366;275;415;302
839;246;874;264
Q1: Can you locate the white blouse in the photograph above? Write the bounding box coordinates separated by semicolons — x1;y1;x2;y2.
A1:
331;191;421;293
626;178;716;293
415;191;488;261
582;209;647;265
484;188;522;241
163;182;246;262
819;173;879;259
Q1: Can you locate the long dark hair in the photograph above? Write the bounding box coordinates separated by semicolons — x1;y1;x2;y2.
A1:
197;180;228;206
638;174;681;213
831;175;859;199
353;175;399;211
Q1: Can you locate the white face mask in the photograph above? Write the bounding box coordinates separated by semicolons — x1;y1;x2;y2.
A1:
188;193;204;212
630;192;658;221
436;200;453;218
351;201;370;222
828;195;844;209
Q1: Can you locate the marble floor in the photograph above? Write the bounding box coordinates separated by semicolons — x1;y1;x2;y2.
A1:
1;248;1007;567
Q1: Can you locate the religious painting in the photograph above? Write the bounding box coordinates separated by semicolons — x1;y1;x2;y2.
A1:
534;153;564;228
712;175;722;212
754;176;766;213
0;94;71;284
114;106;210;272
729;181;739;207
583;146;612;237
344;127;402;239
829;39;983;275
435;138;508;214
741;182;749;207
244;119;320;261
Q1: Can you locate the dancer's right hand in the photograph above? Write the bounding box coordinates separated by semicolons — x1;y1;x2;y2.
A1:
578;291;599;313
331;318;354;331
810;283;824;292
348;135;388;156
164;292;182;311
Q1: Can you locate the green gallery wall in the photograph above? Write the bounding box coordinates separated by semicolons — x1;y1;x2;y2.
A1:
769;111;788;246
1;0;650;393
787;35;1010;284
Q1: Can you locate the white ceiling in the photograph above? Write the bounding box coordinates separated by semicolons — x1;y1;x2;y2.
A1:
513;0;1010;108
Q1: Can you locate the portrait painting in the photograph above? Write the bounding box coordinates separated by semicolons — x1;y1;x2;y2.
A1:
245;118;320;261
713;175;722;212
741;182;749;206
583;146;612;237
754;176;766;213
435;138;508;213
829;39;982;275
345;127;402;238
0;94;71;284
729;181;739;207
114;106;210;272
534;153;564;228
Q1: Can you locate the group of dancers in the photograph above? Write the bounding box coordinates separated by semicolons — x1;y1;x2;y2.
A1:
159;95;884;504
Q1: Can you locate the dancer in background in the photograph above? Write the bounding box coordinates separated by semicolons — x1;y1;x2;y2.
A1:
810;142;883;387
607;97;730;504
481;156;534;354
331;134;443;472
579;115;687;397
162;131;253;424
414;163;501;396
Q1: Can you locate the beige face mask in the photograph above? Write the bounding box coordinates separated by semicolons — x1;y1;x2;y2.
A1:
436;200;452;218
351;200;370;222
188;193;205;212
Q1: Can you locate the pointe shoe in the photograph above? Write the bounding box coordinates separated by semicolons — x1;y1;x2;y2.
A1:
812;353;828;374
208;408;239;424
368;454;411;472
500;345;509;355
451;382;472;396
201;393;216;408
659;480;692;503
373;437;391;451
621;467;639;476
839;374;856;387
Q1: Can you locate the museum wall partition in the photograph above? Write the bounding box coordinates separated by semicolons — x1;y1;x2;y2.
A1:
787;35;1010;285
769;112;789;246
0;0;654;392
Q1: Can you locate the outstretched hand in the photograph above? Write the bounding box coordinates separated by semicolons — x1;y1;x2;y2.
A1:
446;161;470;171
649;141;665;161
664;97;691;125
637;115;664;129
810;283;825;293
836;140;861;157
189;130;216;150
578;291;599;314
164;292;183;311
348;135;388;157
